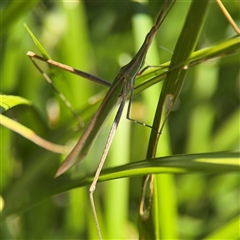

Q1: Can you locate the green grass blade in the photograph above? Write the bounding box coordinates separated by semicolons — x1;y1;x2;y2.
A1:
1;1;40;36
151;0;210;138
142;1;210;239
24;24;51;59
131;2;179;239
1;114;68;153
1;2;239;239
1;152;239;220
0;95;68;153
135;35;240;95
204;215;240;239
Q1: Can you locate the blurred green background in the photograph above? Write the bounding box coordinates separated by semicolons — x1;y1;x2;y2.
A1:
1;0;239;239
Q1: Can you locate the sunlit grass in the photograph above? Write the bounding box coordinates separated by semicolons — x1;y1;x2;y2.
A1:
1;1;239;239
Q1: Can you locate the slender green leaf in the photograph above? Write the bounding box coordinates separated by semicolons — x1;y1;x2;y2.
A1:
0;114;68;153
24;24;51;59
1;152;239;220
1;1;40;36
204;215;240;239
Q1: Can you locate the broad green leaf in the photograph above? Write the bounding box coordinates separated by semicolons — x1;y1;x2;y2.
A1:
0;94;31;113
